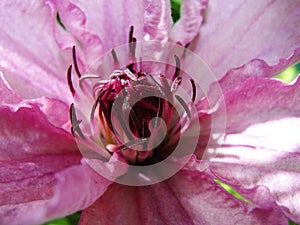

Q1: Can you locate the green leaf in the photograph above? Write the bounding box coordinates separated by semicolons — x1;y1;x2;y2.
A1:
43;218;70;225
275;62;300;83
289;220;300;225
42;212;81;225
214;179;252;204
170;0;182;23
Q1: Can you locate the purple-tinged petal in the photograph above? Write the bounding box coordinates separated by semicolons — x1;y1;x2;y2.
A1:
0;102;78;224
0;0;71;102
0;104;77;159
216;52;300;96
0;153;81;225
79;171;287;225
143;0;172;42
68;0;172;51
211;76;300;134
22;97;71;130
170;0;208;46
43;163;111;223
208;75;300;220
46;0;104;71
0;162;111;225
0;101;112;225
210;144;300;223
193;0;300;78
198;63;300;221
0;72;22;104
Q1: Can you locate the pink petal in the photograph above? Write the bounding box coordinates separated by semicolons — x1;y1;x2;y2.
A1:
212;76;300;134
0;103;77;224
0;72;22;104
212;113;300;222
198;53;300;223
0;101;112;224
0;105;76;159
67;0;172;51
0;0;71;102
0;154;81;225
23;97;71;130
211;145;300;223
217;53;300;96
170;0;208;46
0;161;111;225
43;163;111;223
143;0;173;42
208;77;300;221
193;0;300;78
47;0;104;71
79;171;287;225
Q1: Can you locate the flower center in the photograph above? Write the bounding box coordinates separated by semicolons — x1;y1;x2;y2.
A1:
68;26;199;168
91;67;183;165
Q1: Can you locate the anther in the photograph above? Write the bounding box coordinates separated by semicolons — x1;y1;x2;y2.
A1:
67;65;75;96
90;93;103;121
147;74;167;99
182;42;191;57
130;37;137;57
69;103;85;139
72;46;82;78
173;55;180;80
190;79;196;103
79;74;101;89
129;26;134;43
175;95;191;119
117;138;148;152
171;76;182;92
124;68;137;81
111;48;119;62
128;26;137;57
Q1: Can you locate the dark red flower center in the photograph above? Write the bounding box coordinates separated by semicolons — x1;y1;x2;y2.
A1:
68;26;198;167
90;66;183;165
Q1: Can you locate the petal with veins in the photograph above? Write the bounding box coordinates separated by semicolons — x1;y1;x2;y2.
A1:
47;0;104;72
193;0;300;78
211;76;300;134
170;0;208;46
68;0;172;50
79;171;287;225
0;101;112;225
0;0;71;102
0;72;22;104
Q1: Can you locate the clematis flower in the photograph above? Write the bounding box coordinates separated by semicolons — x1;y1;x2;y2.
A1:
0;0;300;225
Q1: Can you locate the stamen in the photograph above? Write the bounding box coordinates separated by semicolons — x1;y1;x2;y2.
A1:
171;76;182;92
173;55;180;80
182;42;191;57
79;74;101;89
129;25;134;43
69;103;85;139
110;70;123;79
147;74;167;99
72;46;82;78
190;79;196;103
128;26;137;57
117;138;148;152
111;48;119;62
67;65;75;96
130;37;137;57
127;63;135;72
175;95;191;119
114;100;134;140
90;92;103;121
124;68;137;81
